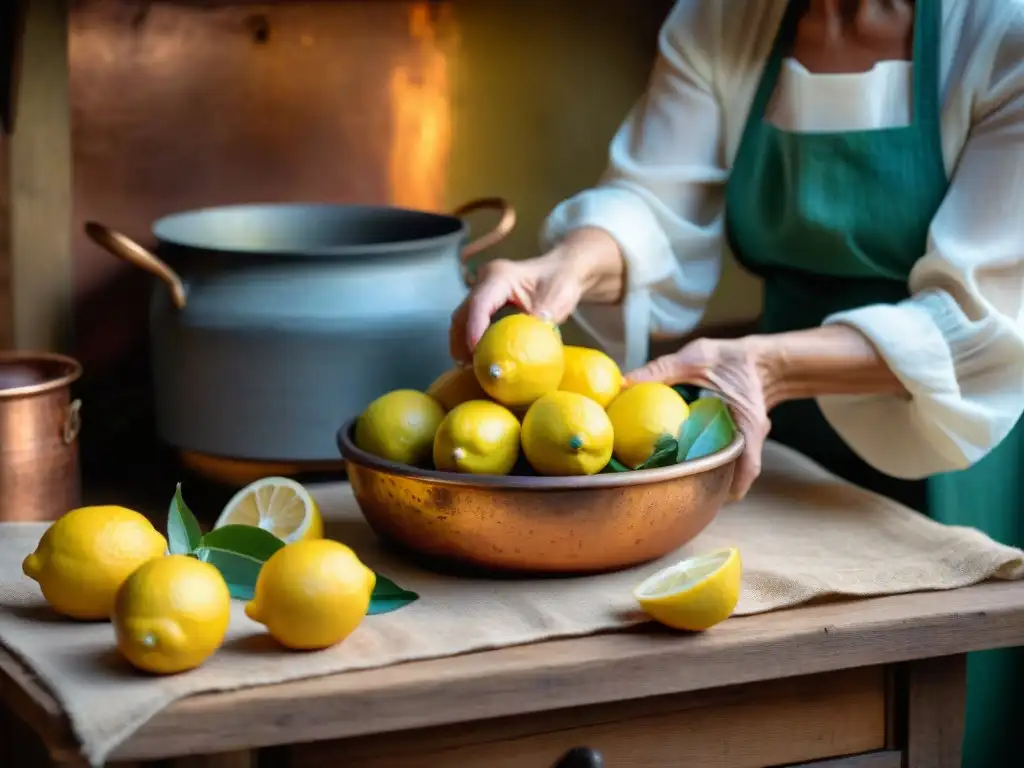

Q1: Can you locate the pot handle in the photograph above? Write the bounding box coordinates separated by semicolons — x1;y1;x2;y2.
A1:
63;399;82;445
83;222;188;310
451;197;516;266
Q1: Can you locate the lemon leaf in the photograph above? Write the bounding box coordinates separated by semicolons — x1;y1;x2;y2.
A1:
168;484;203;555
672;384;701;404
369;574;418;615
194;546;264;601
201;525;284;562
604;457;632;473
676;397;737;462
637;434;679;470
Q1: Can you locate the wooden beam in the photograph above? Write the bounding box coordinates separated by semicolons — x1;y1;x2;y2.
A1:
0;0;22;348
0;131;11;349
0;0;28;134
9;0;73;352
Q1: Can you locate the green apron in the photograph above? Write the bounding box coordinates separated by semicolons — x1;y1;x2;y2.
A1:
724;1;1023;764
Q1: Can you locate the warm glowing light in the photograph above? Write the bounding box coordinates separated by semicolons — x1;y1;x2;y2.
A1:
387;3;454;211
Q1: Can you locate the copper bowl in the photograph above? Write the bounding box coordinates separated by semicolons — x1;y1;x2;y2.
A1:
336;421;744;574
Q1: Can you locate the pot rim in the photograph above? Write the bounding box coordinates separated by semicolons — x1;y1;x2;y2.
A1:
337;419;745;490
151;202;469;258
0;351;83;399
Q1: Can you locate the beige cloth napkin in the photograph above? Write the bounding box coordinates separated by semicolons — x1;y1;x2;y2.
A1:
0;442;1021;766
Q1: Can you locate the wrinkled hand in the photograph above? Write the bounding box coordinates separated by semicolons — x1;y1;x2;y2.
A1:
449;255;587;364
627;337;772;500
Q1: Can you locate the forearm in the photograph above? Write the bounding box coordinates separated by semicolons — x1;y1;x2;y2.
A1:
750;324;908;411
548;227;627;304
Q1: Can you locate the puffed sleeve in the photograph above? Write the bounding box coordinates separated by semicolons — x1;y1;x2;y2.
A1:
540;0;727;372
819;12;1024;478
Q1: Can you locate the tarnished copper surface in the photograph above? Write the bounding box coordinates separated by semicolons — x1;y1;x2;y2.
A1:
337;421;744;574
0;352;83;522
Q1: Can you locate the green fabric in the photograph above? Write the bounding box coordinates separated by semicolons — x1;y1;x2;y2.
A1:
723;2;1022;765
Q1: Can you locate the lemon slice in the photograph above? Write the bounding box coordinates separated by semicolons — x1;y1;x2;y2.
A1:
215;477;323;543
632;548;741;632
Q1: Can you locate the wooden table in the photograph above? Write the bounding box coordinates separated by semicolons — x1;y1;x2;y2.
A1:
2;581;1023;768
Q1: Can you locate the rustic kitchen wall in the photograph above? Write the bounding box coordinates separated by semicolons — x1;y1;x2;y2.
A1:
68;0;762;471
70;0;761;366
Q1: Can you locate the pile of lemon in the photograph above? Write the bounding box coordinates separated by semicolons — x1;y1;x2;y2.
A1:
21;481;375;675
355;314;691;476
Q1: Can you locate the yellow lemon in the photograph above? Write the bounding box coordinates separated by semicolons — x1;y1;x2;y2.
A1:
433;400;521;475
606;383;690;468
22;506;168;621
473;314;565;408
521;391;614;476
245;539;376;650
354;389;446;466
113;554;231;674
559;346;624;408
215;476;322;543
633;548;742;632
426;366;490;411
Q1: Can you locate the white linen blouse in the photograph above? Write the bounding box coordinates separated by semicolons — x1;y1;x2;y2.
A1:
541;0;1024;479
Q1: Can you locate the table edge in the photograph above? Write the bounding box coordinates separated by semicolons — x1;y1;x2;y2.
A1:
1;581;1022;761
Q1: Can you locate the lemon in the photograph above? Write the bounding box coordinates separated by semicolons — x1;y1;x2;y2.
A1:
426;366;490;411
606;383;690;468
22;506;168;621
355;389;446;466
214;476;322;543
113;554;231;674
245;539;376;650
473;314;565;408
433;400;521;475
633;548;742;632
559;346;624;408
521;391;614;476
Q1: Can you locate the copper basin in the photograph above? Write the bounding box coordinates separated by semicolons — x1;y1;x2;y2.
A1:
336;421;744;574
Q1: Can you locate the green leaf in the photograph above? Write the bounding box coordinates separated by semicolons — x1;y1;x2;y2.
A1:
369;574;418;615
672;384;701;404
167;484;203;555
637;434;679;470
200;525;285;562
677;397;737;462
603;457;632;473
194;546;264;601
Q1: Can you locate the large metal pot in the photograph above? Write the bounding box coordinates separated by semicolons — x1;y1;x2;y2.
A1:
84;198;515;479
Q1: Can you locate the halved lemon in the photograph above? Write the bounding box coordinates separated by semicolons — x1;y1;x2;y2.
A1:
632;548;741;632
214;477;323;543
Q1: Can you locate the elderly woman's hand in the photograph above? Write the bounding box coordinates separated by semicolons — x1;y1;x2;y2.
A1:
449;228;627;364
626;326;909;498
449;254;586;365
626;337;775;500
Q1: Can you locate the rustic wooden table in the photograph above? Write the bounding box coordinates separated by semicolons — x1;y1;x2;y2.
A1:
2;580;1023;768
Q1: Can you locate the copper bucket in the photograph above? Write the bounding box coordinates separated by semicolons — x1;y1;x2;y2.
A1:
0;352;83;522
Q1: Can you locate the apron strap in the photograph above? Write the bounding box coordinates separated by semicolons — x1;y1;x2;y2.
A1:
745;0;804;122
910;0;942;130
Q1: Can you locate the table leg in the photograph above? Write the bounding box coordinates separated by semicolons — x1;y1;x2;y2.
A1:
0;700;52;765
904;654;967;768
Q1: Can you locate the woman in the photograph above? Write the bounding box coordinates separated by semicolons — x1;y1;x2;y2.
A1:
450;0;1024;764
